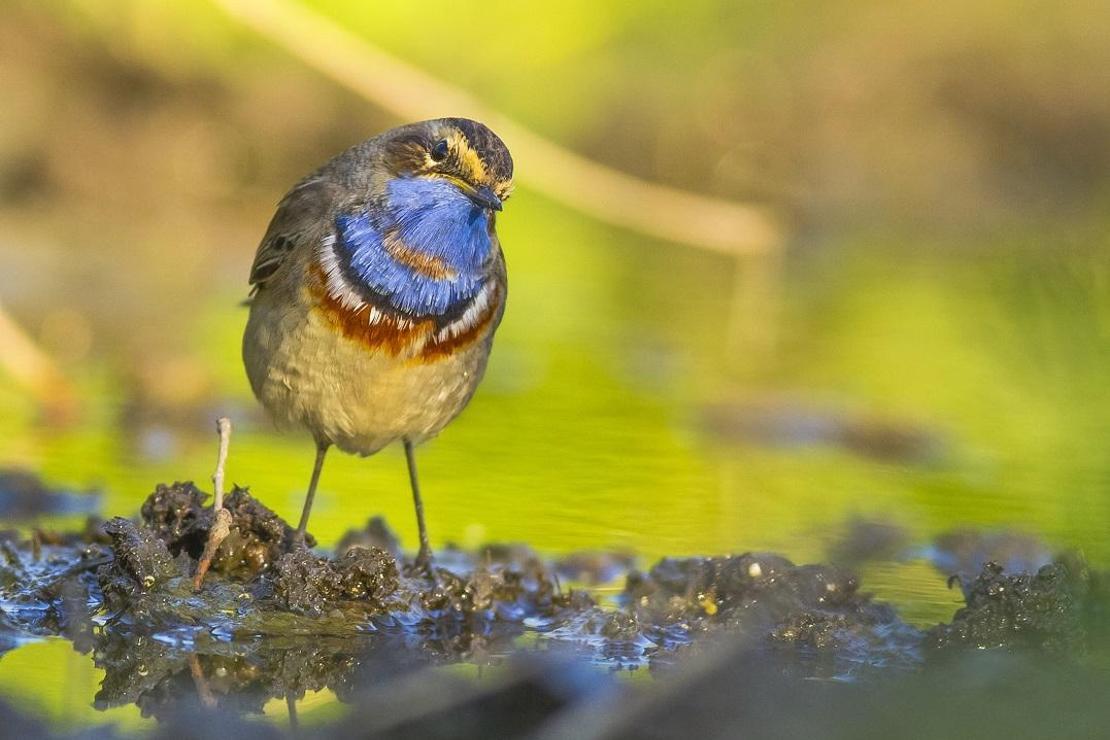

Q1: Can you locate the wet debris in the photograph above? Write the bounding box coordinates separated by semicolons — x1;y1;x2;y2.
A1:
0;519;111;650
140;481;312;580
623;553;922;675
100;517;177;594
91;633;376;722
926;557;1091;655
1;477;1108;733
272;547;398;615
0;478;611;728
0;468;99;519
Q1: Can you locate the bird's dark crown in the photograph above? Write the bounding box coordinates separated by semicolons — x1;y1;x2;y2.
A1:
381;118;514;201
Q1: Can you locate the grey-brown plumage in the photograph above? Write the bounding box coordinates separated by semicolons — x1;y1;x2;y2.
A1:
242;118;513;564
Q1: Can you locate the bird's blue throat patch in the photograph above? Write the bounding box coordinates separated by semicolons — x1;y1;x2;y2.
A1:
334;177;493;317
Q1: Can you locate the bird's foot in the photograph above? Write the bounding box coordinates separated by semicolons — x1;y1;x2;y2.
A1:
287;530;311;554
411;548;438;583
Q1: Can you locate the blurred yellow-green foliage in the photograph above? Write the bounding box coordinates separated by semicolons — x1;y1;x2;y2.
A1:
1;0;1109;587
2;0;1110;732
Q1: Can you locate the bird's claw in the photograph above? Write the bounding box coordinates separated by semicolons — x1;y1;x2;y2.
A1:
411;549;438;583
287;531;311;554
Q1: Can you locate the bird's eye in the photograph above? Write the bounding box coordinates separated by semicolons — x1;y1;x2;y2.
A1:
430;139;449;162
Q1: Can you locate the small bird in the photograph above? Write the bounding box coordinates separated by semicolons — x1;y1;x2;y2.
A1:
242;118;513;566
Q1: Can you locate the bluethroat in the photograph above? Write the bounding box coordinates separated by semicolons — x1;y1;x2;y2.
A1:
242;118;513;566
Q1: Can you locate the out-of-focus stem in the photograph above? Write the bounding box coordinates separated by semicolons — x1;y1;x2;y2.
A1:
0;300;77;422
213;0;784;257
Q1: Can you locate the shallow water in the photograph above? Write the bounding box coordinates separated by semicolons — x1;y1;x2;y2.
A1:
1;193;1109;733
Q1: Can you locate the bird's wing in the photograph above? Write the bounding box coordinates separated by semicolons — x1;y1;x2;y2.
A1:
248;176;338;293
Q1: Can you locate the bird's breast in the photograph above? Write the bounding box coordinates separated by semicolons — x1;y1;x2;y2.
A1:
307;255;505;363
305;177;506;363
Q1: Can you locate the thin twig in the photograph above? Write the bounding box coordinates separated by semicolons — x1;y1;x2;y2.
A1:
194;417;233;591
212;0;783;256
211;416;231;510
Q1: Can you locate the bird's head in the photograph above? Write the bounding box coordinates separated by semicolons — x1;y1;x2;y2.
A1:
380;118;514;212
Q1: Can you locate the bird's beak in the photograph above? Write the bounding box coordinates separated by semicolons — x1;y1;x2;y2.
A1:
467;184;503;212
438;174;504;212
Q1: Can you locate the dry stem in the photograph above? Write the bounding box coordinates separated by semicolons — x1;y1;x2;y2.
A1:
194;417;233;591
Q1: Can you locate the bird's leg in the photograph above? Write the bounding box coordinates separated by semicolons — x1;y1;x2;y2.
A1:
294;440;330;550
286;693;300;734
403;438;433;569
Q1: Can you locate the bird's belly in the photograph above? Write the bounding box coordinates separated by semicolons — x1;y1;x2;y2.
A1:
243;289;493;456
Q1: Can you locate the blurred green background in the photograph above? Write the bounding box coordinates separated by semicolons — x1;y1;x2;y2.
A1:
1;0;1109;729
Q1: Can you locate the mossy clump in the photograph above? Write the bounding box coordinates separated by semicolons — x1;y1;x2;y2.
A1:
624;553;920;669
98;517;178;608
140;481;312;580
273;547;399;616
926;559;1089;655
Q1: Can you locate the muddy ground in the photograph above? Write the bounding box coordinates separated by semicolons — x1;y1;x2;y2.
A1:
1;474;1109;738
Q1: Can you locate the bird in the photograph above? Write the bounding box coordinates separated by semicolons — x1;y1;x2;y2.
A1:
242;118;513;567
